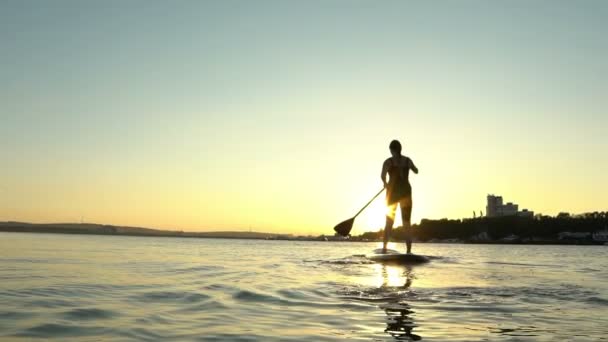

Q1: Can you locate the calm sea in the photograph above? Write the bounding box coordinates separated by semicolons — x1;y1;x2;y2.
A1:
0;232;606;341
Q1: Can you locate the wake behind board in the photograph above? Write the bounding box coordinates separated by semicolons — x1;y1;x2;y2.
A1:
367;249;429;264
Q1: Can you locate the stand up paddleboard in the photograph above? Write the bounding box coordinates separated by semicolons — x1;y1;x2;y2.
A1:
367;249;429;264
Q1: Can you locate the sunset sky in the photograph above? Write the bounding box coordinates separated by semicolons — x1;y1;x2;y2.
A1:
1;1;607;235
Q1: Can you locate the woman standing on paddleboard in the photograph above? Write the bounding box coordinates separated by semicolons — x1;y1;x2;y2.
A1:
381;140;418;254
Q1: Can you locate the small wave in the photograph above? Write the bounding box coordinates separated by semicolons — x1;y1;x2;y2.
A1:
586;296;608;305
233;289;367;310
445;290;473;297
0;274;49;281
429;304;519;313
277;288;325;301
0;311;35;320
169;265;225;274
202;283;240;292
423;255;444;260
338;286;417;303
4;284;145;299
21;298;80;309
193;333;281;341
233;289;279;302
131;290;210;303
487;325;557;337
425;284;601;303
16;323;108;338
484;261;558;267
119;327;166;340
379;302;415;313
171;300;228;313
62;307;116;320
134;313;175;325
318;256;375;265
1;258;80;264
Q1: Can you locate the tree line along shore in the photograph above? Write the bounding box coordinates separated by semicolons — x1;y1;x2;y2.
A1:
345;212;608;245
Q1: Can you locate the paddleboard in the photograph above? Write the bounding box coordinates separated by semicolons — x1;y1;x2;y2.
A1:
367;249;429;264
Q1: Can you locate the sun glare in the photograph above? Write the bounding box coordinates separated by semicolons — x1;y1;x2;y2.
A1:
362;199;404;232
373;263;407;288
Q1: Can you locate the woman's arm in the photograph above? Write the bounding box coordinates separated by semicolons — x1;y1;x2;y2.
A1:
381;159;390;187
409;158;419;174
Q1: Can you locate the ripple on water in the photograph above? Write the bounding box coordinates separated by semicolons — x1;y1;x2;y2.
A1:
338;283;419;303
585;296;608;305
21;298;81;309
485;261;560;268
313;256;375;265
120;327;166;341
61;307;117;320
277;288;326;301
171;299;228;313
406;284;603;304
169;265;225;275
233;289;368;310
233;289;284;303
131;290;210;304
16;323;109;338
0;311;35;320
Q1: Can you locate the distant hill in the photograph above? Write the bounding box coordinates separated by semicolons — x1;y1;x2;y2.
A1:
0;221;291;240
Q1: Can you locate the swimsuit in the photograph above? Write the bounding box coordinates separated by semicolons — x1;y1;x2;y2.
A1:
386;156;412;205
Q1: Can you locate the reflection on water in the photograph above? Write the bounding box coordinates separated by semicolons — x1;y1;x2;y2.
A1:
378;265;421;341
383;303;420;341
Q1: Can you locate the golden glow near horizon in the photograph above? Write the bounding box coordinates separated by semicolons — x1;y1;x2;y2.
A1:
1;2;607;234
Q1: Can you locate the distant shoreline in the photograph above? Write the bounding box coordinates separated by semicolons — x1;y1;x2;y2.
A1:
0;222;290;240
1;221;606;246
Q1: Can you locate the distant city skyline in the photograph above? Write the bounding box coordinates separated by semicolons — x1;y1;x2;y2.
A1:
1;1;607;234
486;194;534;218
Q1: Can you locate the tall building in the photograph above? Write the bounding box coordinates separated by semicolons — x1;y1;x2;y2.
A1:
486;195;533;218
486;195;503;217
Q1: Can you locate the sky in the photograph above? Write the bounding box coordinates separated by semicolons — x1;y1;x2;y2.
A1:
1;1;607;235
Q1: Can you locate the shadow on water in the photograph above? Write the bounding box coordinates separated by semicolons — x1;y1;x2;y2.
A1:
378;265;422;341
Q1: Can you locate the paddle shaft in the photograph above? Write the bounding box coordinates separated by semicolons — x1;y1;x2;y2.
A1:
353;188;385;219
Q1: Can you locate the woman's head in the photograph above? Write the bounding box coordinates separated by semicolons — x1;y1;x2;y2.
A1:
389;139;402;157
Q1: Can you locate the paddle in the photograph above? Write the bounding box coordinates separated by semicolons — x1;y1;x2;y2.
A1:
333;188;385;236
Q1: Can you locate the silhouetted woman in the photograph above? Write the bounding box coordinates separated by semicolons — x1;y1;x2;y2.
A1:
381;140;418;253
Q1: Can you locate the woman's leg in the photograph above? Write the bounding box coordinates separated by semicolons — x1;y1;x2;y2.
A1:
384;202;398;253
400;196;413;253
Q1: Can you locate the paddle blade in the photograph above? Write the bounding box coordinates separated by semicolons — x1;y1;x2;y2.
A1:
333;218;355;237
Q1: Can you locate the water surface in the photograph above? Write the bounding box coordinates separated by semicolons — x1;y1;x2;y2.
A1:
1;233;607;341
